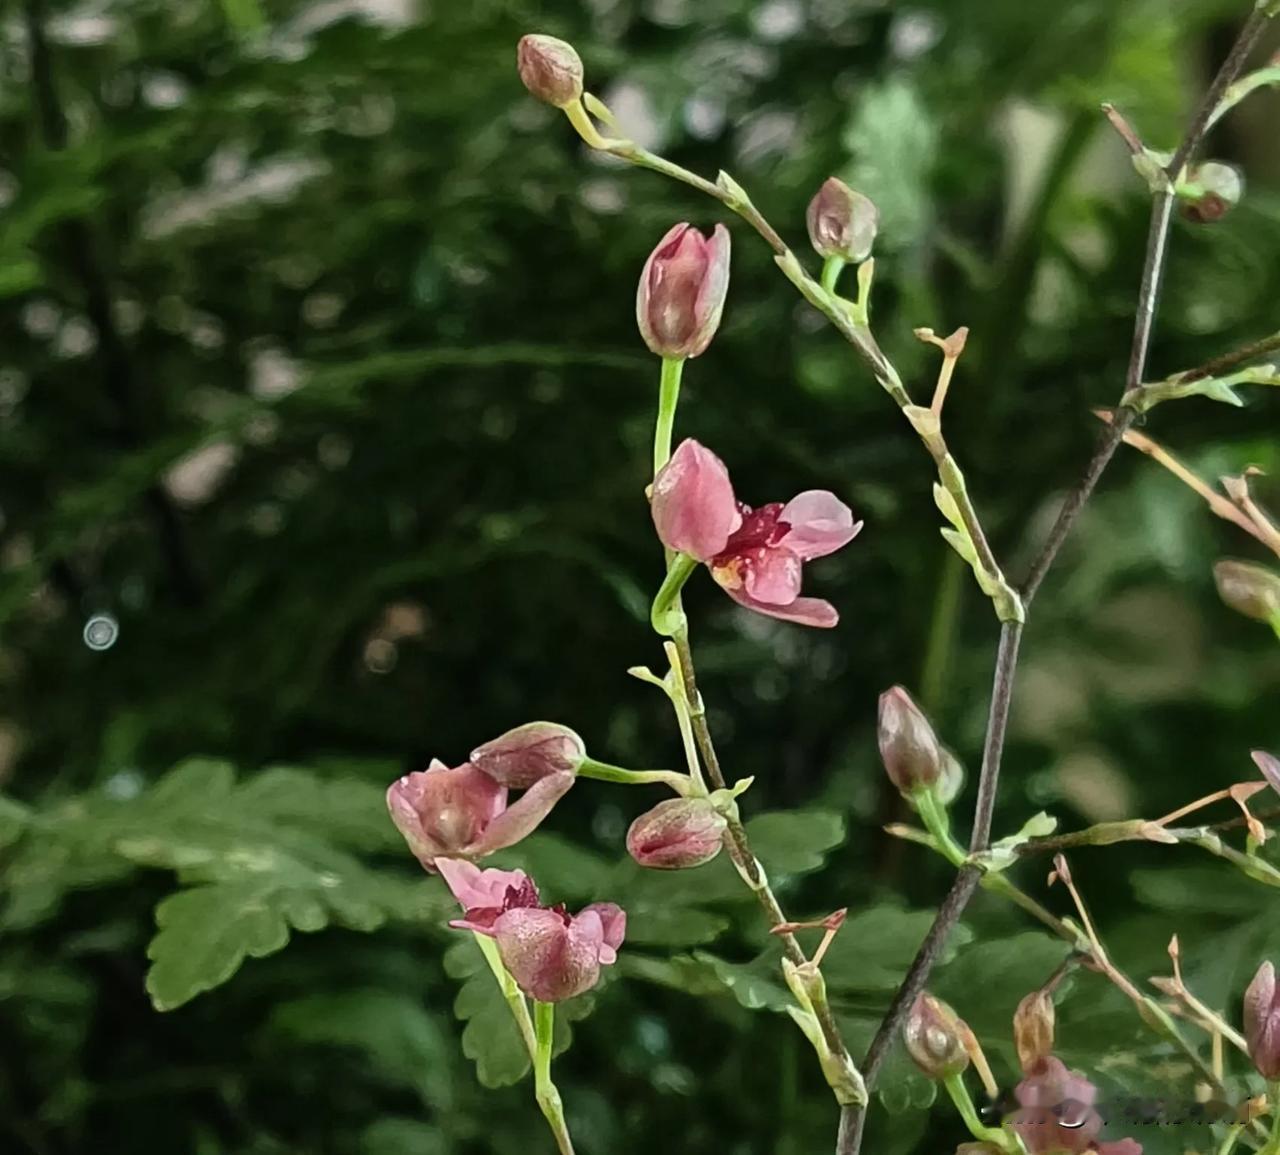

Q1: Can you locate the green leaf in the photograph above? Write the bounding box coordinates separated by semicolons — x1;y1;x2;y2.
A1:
443;938;600;1089
691;951;793;1012
743;808;847;875
147;884;297;1011
0;758;448;1007
821;905;972;992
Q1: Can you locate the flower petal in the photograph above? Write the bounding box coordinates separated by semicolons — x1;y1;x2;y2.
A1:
579;902;626;964
494;907;601;1002
436;857;534;912
1253;750;1280;797
740;547;802;605
722;583;839;628
651;439;742;561
467;770;575;857
779;491;862;560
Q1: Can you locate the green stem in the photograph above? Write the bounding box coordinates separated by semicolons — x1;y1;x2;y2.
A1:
943;1072;1012;1149
577;757;689;792
820;256;846;294
653;357;685;475
532;1001;575;1155
651;552;697;635
1219;1122;1246;1155
474;933;538;1059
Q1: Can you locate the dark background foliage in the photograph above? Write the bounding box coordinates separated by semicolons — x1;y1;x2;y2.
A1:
2;1;1280;1153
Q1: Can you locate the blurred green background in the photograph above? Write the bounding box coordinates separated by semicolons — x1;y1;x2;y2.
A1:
3;0;1280;1152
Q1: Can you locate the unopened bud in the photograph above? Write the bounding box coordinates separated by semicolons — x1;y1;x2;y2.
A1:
636;223;731;360
1214;559;1280;623
1244;960;1280;1079
805;177;879;263
626;797;727;869
1179;162;1244;224
470;722;586;789
516;34;584;109
878;686;943;796
1013;989;1056;1073
903;993;970;1079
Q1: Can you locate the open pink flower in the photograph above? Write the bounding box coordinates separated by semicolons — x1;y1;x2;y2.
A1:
387;759;573;870
1008;1056;1140;1155
652;438;861;627
438;859;625;1002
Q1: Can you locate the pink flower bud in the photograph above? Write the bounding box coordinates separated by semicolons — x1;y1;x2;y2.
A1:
386;759;573;870
1245;960;1280;1079
636;223;731;360
903;993;970;1079
878;686;943;796
805;177;879;263
1214;559;1280;623
626;797;727;869
516;34;584;109
470;722;585;789
651;438;743;561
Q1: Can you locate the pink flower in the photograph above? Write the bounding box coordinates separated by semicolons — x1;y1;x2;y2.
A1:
438;859;625;1002
386;759;573;870
636;224;731;359
1009;1056;1103;1155
652;438;861;628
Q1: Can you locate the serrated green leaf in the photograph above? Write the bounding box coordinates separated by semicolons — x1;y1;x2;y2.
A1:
821;905;973;992
626;905;730;946
146;884;295;1011
743;808;846;875
692;951;793;1012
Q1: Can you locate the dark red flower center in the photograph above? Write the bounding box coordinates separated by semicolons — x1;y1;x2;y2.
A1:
715;502;790;562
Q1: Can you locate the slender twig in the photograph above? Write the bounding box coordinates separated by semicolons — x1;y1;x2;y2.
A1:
24;0;203;606
839;13;1271;1152
1178;329;1280;381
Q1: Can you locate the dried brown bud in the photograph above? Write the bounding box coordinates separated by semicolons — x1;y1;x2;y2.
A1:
1214;559;1280;624
806;177;878;263
1180;162;1244;224
1013;989;1056;1073
516;34;584;109
903;993;970;1080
